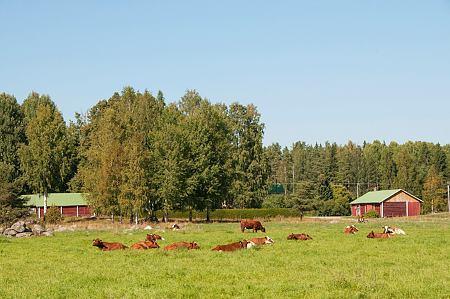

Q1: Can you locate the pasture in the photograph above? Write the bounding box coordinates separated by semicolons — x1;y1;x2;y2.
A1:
0;216;449;298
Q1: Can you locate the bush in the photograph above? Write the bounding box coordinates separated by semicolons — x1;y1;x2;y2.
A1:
155;208;300;221
45;206;63;224
364;210;379;218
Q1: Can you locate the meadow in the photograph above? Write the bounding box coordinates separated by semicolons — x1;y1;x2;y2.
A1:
0;215;449;298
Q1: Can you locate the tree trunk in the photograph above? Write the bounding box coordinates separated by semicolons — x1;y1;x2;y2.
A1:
43;191;48;215
135;214;138;225
206;206;210;223
189;207;193;222
163;209;168;223
431;199;434;214
111;213;114;223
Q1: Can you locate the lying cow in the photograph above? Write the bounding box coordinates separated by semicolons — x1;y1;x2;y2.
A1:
131;240;160;250
164;241;200;251
92;238;127;251
344;225;359;234
240;220;266;233
287;233;312;240
383;226;406;235
250;236;274;245
171;224;181;230
212;240;256;252
367;231;394;239
146;234;165;242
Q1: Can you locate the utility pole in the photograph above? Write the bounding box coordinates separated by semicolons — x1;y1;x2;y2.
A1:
447;182;450;213
356;182;360;198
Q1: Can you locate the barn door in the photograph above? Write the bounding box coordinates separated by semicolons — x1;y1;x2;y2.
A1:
383;202;406;217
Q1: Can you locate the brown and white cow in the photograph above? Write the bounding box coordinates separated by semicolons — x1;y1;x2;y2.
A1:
131;240;160;249
383;226;406;235
146;234;165;242
367;231;394;239
240;220;266;233
92;238;127;251
250;236;274;245
344;225;359;234
164;241;200;251
212;240;256;252
287;233;312;240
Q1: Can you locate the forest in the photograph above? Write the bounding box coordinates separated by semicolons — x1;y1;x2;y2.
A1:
1;88;449;222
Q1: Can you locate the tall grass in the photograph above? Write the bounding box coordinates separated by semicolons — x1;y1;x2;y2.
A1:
0;216;449;298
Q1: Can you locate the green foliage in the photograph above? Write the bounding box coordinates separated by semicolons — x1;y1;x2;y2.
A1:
422;166;446;213
155;208;299;220
364;210;379;218
0;173;28;226
18;93;69;207
0;93;25;182
45;206;63;224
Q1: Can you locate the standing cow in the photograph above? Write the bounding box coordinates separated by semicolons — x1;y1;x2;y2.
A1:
240;220;266;233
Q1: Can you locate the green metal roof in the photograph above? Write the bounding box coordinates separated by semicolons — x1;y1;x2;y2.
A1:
22;193;88;207
350;189;402;204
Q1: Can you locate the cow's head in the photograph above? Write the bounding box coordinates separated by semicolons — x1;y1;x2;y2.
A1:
287;234;295;240
306;234;312;240
265;236;274;244
147;234;164;241
261;226;266;233
351;225;358;232
92;238;103;247
189;242;200;250
367;231;375;238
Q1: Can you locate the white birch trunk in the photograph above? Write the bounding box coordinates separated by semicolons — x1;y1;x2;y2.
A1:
43;191;48;215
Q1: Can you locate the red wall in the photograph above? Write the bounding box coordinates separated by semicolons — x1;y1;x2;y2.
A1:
35;206;91;218
408;202;420;216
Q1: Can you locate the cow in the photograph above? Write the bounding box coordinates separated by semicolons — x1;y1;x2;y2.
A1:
131;240;160;250
240;220;266;233
287;233;312;240
212;240;256;252
171;224;181;230
383;226;406;235
367;231;394;238
250;236;274;245
344;225;359;234
92;238;127;251
146;234;165;242
164;241;200;251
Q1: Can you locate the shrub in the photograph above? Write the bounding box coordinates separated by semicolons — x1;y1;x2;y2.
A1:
155;208;300;221
45;206;63;224
364;210;379;218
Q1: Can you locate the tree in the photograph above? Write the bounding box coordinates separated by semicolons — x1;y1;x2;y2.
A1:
0;166;28;225
228;103;268;208
422;166;445;213
0;93;25;183
19;98;67;215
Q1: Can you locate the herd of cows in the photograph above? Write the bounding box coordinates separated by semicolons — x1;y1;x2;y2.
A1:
91;220;407;252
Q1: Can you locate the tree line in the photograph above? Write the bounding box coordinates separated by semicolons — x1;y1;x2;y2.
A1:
265;140;450;215
1;88;449;223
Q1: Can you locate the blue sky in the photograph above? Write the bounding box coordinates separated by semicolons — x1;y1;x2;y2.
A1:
1;1;450;146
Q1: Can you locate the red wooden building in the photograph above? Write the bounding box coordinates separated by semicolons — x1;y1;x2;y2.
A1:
350;189;422;217
24;193;92;218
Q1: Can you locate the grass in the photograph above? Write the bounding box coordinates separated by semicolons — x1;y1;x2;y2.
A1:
0;216;449;298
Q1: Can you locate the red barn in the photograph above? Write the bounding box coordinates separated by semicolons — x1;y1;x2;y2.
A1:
350;189;422;217
24;193;92;218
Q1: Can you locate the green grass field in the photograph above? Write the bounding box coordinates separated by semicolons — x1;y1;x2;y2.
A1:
1;216;449;298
